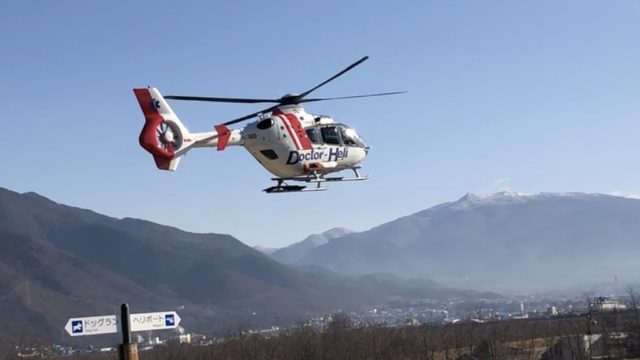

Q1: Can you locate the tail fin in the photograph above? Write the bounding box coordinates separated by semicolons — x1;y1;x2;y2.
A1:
133;87;192;171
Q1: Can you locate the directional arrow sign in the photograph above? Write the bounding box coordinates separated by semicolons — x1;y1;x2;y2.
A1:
130;311;181;332
65;315;118;336
65;311;181;336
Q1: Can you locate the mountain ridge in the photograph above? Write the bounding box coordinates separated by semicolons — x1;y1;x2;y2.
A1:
292;192;640;292
271;227;354;264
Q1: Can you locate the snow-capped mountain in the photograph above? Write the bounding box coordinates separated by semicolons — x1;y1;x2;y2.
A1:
292;192;640;292
271;227;354;264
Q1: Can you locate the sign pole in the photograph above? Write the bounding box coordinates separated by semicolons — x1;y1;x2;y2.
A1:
118;303;138;360
121;303;131;343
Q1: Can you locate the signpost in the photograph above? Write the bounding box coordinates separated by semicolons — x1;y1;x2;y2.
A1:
64;303;182;360
64;311;181;336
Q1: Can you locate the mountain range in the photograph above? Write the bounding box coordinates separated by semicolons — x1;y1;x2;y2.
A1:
0;187;472;344
275;192;640;292
3;187;639;343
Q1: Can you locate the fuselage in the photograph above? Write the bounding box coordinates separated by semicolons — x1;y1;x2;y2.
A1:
241;105;368;178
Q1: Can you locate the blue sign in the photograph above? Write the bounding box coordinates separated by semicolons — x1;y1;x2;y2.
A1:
71;320;83;334
165;314;175;326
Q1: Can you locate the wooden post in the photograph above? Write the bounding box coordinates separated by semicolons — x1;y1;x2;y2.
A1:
119;303;139;360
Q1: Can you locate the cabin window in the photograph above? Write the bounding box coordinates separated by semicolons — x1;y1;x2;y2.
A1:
321;126;341;145
305;128;320;144
257;118;274;130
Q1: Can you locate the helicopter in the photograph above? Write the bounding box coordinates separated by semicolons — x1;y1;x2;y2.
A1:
133;56;403;193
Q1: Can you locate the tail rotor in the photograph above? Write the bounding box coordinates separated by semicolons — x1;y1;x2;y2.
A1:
156;121;182;153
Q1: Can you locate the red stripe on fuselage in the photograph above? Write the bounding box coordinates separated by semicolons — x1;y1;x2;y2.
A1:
283;113;312;150
277;114;301;150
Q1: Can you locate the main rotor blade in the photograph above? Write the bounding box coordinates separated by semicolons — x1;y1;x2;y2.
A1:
165;95;280;104
223;105;278;126
221;91;405;125
300;91;407;103
297;56;370;100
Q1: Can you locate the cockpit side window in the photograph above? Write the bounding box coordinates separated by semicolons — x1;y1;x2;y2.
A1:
305;128;321;144
321;126;341;145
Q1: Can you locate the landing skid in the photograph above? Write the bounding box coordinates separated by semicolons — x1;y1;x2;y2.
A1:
263;184;328;193
263;167;368;194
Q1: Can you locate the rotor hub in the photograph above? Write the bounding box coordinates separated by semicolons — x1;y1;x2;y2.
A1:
278;93;302;105
161;129;175;143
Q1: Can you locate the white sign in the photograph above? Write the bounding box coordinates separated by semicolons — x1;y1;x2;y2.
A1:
65;311;181;336
130;311;181;332
65;315;118;336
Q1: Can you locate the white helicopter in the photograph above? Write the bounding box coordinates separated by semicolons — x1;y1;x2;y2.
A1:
133;56;403;193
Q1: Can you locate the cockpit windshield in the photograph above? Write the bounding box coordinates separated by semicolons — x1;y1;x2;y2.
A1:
340;126;366;147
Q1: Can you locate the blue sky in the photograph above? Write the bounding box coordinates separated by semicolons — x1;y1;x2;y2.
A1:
3;1;640;248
